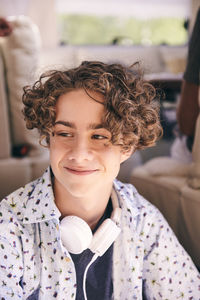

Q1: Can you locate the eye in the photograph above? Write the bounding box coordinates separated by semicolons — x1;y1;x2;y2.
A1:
92;134;109;140
55;132;73;137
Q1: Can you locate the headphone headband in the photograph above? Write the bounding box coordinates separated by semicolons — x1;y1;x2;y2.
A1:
60;187;121;255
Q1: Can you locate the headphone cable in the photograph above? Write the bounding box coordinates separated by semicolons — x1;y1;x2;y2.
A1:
82;253;99;300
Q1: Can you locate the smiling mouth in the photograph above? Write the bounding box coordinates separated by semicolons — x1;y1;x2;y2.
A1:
64;167;98;175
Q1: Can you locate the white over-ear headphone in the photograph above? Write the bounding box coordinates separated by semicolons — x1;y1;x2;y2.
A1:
60;189;121;300
60;189;121;255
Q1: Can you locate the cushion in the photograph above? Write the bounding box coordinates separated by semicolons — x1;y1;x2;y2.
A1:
0;40;11;158
188;90;200;189
0;158;32;200
130;173;200;267
132;156;190;177
179;185;200;267
130;174;186;232
1;15;45;156
39;45;77;72
159;45;187;74
76;45;165;73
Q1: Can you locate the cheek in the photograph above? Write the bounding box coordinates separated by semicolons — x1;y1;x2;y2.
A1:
49;140;65;163
100;147;122;168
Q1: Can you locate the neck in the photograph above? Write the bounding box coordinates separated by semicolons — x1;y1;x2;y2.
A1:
53;179;113;230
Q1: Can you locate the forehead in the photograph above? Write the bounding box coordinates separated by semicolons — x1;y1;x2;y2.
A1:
57;89;104;106
55;89;106;125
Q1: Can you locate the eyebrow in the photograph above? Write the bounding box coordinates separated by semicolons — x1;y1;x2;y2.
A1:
54;120;106;130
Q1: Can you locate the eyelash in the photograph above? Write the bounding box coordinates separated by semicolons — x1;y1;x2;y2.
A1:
92;134;108;140
54;132;108;140
56;132;73;137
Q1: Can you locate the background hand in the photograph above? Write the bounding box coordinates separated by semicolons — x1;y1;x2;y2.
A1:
0;17;13;37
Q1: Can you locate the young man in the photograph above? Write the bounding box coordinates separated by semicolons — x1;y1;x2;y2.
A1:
171;8;200;162
0;61;199;299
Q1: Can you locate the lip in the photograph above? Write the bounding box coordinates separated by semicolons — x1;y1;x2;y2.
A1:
64;167;98;176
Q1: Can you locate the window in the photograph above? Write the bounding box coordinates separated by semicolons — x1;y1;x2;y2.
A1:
56;0;190;46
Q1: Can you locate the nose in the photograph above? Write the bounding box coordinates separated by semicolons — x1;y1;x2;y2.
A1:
67;136;93;163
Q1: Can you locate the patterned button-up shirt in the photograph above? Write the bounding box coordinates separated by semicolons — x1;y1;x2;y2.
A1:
0;168;199;299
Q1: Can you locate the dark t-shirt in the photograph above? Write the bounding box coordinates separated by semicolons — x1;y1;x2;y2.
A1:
70;199;113;300
183;8;200;86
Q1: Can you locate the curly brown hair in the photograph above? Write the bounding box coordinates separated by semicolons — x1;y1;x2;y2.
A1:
22;61;162;151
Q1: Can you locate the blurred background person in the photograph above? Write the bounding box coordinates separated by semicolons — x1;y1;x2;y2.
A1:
171;7;200;163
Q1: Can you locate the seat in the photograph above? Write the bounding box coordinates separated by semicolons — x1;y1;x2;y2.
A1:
0;16;49;200
130;88;200;268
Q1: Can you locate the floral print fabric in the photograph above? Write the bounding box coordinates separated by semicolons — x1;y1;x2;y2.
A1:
0;167;199;299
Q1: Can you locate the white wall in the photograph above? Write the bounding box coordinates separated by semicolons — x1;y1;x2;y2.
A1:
28;0;58;48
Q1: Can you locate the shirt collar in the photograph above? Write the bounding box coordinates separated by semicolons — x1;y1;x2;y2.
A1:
22;167;61;224
113;179;142;230
22;169;140;226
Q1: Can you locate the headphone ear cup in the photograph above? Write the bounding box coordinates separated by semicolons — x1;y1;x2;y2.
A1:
60;216;93;254
89;218;121;256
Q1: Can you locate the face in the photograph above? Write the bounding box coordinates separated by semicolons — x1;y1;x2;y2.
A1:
49;89;132;199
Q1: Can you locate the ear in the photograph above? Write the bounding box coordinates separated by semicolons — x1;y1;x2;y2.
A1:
120;146;134;164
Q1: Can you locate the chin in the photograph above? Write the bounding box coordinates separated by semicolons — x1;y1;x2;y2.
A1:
66;184;94;198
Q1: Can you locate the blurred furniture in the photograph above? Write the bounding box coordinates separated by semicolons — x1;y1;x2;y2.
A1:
146;73;182;140
39;44;187;76
130;89;200;268
146;72;182;98
0;16;49;200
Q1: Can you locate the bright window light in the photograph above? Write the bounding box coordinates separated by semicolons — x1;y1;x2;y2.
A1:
55;0;191;45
